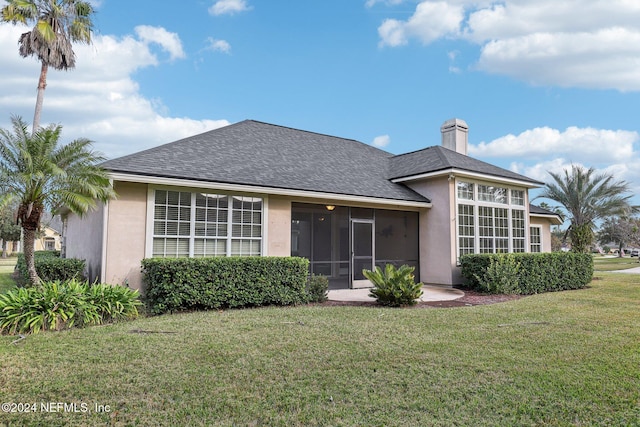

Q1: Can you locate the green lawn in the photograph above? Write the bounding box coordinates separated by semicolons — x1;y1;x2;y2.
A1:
0;256;17;294
593;255;640;271
1;272;639;426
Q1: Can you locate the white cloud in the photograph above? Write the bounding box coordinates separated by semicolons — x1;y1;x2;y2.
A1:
209;0;251;16
365;0;405;8
134;25;186;61
475;125;640;200
0;25;229;158
205;37;231;54
378;1;464;47
470;126;638;164
372;134;391;147
376;0;640;91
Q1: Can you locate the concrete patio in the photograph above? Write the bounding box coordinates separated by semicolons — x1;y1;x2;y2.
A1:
328;285;465;303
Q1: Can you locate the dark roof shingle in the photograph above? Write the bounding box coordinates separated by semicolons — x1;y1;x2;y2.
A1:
389;146;543;185
102;120;429;203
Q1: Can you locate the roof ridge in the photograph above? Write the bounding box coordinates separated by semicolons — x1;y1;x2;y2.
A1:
246;119;395;156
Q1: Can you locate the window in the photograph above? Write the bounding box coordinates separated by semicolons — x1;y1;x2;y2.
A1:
478;185;508;204
512;210;525;252
511;189;525;206
456;180;529;258
152;190;262;258
458;204;475;256
530;226;542;252
457;182;474;200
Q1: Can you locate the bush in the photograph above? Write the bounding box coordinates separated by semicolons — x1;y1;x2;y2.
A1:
473;253;521;294
141;257;310;315
15;251;85;287
364;264;423;307
307;274;329;303
0;280;141;334
461;252;593;294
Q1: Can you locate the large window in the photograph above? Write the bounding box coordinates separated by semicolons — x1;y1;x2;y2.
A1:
152;189;262;258
456;180;528;258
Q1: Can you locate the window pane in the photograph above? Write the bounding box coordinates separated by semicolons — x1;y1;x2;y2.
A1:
457;182;474;200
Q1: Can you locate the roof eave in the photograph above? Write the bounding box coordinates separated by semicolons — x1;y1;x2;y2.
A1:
530;213;564;225
390;168;543;188
109;171;433;209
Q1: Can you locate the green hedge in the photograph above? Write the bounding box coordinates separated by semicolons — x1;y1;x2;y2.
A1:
15;251;86;287
141;257;310;314
460;252;593;294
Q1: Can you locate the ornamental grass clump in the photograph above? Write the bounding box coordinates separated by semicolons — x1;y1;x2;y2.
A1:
363;264;423;307
0;279;140;334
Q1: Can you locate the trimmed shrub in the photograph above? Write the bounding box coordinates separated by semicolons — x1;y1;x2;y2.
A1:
141;257;310;314
461;252;593;294
364;264;423;307
307;274;329;303
473;253;521;294
15;251;85;287
0;280;141;334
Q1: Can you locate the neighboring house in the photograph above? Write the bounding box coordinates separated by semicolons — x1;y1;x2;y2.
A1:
35;214;63;252
64;119;561;290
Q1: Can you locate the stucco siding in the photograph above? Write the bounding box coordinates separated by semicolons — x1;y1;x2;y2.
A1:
406;177;457;286
65;204;104;283
530;216;554;253
267;197;292;256
105;181;148;290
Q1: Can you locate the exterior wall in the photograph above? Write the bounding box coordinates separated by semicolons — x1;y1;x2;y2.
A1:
65;204;104;282
405;176;457;286
267;196;291;256
104;181;148;290
530;216;554;253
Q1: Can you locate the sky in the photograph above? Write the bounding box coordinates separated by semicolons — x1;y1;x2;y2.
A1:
1;0;639;205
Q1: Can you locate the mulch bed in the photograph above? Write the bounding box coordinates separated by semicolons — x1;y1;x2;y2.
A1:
321;288;523;308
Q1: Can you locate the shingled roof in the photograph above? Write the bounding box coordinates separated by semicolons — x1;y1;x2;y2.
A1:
103;119;542;202
389;146;543;185
102;120;429;203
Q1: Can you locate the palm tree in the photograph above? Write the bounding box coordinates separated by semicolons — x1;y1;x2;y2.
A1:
1;0;94;132
0;116;115;284
539;164;638;253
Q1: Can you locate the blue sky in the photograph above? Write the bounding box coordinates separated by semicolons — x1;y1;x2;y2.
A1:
1;0;639;203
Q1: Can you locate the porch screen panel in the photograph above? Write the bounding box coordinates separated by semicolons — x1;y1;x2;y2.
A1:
374;209;419;276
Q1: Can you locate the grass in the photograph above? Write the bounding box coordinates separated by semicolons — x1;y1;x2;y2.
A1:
593;255;640;271
1;272;639;426
0;256;17;294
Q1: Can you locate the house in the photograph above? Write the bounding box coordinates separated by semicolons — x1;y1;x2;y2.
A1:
64;119;562;290
36;214;63;252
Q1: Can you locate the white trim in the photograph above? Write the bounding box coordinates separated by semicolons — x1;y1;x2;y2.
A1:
100;198;110;284
262;196;269;256
530;213;563;225
145;187;155;258
109;172;432;209
392;168;541;188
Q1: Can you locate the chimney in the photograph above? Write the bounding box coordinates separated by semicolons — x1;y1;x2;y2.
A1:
441;118;468;155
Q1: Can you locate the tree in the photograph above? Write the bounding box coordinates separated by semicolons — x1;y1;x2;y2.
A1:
0;116;115;284
1;0;94;132
598;217;640;257
539;164;638;253
0;201;22;258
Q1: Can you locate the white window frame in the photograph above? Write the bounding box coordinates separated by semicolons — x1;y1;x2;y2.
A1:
455;179;530;260
530;225;543;253
145;186;269;258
